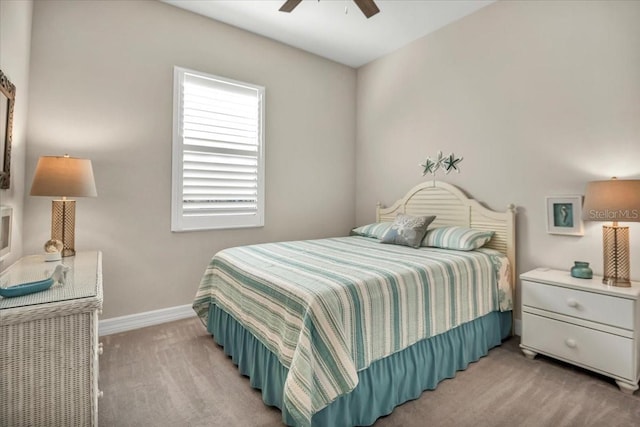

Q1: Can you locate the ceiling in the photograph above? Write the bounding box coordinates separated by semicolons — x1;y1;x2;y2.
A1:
162;0;495;68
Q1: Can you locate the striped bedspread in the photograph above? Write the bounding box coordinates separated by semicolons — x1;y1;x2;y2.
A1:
193;236;512;426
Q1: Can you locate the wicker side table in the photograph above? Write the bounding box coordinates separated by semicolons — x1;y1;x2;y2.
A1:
1;251;103;427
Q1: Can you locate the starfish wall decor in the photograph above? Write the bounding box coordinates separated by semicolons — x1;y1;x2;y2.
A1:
420;151;463;176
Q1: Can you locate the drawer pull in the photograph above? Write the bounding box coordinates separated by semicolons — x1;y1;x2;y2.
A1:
566;298;579;308
98;343;104;356
98;390;104;399
565;338;577;348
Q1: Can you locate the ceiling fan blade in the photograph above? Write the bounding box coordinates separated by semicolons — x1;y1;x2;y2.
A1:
279;0;303;13
353;0;380;18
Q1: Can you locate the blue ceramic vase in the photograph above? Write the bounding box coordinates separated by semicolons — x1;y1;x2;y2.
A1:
571;261;593;279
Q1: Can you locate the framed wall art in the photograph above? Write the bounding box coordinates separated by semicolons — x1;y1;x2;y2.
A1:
546;195;584;236
0;69;16;190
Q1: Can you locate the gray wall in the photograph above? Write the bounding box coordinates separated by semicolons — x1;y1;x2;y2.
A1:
356;0;640;317
24;0;356;319
18;0;640;322
0;0;33;268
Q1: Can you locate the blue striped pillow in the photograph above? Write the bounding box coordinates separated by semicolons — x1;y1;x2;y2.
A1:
350;222;393;239
422;226;494;251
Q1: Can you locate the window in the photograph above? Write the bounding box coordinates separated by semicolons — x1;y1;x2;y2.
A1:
172;67;265;231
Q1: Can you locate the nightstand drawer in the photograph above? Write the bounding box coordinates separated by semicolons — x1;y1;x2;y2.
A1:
522;313;634;380
522;280;634;329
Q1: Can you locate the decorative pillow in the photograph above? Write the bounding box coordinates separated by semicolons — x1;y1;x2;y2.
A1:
350;222;392;239
381;214;436;248
422;226;494;251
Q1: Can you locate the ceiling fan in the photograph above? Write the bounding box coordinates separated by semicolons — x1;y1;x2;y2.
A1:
279;0;380;19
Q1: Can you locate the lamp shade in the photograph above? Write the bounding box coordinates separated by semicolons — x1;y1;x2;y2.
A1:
30;156;97;198
582;179;640;223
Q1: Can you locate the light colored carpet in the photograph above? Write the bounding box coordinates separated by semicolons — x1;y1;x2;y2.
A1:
98;317;640;427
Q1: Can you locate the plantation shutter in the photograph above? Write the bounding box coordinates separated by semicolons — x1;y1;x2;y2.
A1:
172;67;265;231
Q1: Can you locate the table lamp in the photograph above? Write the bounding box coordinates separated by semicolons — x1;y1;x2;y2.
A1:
30;155;97;257
582;177;640;287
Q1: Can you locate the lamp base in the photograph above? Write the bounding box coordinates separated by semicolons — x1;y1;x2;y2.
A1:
51;199;76;257
602;277;631;287
61;248;76;257
44;251;62;262
602;224;630;287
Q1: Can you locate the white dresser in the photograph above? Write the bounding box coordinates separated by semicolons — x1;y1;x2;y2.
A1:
520;268;639;394
0;251;103;426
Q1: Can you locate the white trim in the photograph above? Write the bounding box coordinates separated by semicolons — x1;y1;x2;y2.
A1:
171;66;265;232
98;304;196;336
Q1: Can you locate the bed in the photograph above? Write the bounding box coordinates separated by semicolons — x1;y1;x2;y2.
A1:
193;180;516;427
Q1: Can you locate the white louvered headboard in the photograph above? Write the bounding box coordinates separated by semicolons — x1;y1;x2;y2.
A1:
376;180;516;285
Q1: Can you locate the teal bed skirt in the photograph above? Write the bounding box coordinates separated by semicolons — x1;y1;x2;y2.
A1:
207;305;511;427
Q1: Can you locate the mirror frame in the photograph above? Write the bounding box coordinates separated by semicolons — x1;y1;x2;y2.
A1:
0;69;16;190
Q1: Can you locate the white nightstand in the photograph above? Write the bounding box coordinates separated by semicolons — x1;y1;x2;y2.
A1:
520;268;639;394
0;251;103;426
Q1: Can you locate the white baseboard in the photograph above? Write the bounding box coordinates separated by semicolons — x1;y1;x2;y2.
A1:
99;304;196;336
